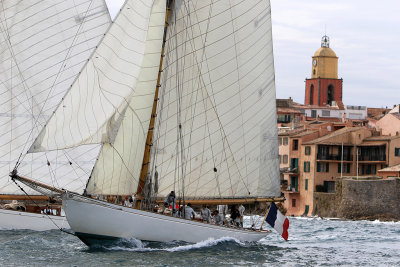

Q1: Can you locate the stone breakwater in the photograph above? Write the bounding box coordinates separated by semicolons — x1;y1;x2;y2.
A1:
313;177;400;221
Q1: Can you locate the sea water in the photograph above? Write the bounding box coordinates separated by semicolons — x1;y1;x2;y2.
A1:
0;217;399;266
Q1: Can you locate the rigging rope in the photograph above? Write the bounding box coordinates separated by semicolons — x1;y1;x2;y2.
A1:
10;177;75;236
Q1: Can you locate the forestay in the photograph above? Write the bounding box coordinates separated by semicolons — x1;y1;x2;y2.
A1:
153;0;281;199
0;0;110;194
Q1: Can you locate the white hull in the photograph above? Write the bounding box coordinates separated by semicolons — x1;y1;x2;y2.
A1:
63;193;269;245
0;209;69;231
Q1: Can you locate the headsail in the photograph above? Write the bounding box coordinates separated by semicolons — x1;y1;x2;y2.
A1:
0;0;111;194
153;0;280;199
29;0;164;153
86;0;167;195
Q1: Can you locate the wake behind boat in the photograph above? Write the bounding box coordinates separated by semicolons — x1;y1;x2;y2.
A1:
12;0;284;245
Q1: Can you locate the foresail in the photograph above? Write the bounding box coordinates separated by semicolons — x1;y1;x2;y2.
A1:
86;0;167;195
29;0;161;153
0;0;110;194
153;0;280;199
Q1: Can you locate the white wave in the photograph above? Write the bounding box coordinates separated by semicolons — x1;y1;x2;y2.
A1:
106;237;245;252
370;219;399;225
165;237;244;252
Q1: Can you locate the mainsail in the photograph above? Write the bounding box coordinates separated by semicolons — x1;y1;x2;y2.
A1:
0;0;111;194
153;0;280;199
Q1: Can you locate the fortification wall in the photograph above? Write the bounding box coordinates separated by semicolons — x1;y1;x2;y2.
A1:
313;178;400;221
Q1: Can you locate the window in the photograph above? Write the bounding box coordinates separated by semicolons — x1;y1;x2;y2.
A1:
293;139;299;150
310;84;314;105
283;137;288;145
322;110;330;117
304;161;310;172
361;164;377;175
305;146;311;155
292;198;296;207
279;155;282;164
317;162;329;172
395;148;400;156
338;163;351;173
283;155;288;164
279;137;282;146
305;179;308;191
327;84;334;105
311;110;317;118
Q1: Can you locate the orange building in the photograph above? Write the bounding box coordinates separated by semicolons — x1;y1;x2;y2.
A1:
280;126;400;216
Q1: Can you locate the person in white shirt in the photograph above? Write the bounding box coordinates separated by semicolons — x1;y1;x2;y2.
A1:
184;203;196;220
238;204;245;227
212;210;224;226
200;205;211;223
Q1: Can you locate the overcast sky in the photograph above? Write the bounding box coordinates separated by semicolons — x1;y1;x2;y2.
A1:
105;0;400;108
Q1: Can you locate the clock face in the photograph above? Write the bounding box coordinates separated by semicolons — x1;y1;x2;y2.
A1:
313;59;317;66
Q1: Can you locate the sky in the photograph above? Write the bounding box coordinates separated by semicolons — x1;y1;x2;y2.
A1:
105;0;400;108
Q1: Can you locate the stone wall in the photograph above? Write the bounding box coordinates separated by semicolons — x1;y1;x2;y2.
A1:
313;178;400;220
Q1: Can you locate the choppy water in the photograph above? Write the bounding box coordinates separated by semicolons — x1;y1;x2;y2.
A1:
0;217;399;266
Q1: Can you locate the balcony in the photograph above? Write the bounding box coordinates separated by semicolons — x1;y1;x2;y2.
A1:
283;187;299;194
358;154;386;162
317;153;353;161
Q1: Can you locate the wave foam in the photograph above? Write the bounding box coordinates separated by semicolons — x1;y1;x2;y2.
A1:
106;237;245;252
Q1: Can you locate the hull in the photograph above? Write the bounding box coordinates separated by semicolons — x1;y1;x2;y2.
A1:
63;193;269;246
0;209;69;231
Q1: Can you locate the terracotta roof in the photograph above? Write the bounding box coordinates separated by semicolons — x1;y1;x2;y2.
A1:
303;127;363;145
303;105;341;110
292;130;318;138
277;107;302;114
317;117;342;122
378;163;400;172
367;107;390;119
390;113;400;120
336;100;345;110
364;135;400;141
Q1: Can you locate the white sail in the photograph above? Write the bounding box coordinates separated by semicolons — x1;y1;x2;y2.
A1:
29;0;162;153
86;0;167;195
153;0;280;198
0;0;110;194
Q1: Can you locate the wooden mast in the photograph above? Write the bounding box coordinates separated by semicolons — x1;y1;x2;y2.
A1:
136;1;173;208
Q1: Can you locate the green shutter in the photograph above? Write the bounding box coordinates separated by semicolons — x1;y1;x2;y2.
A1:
305;179;308;190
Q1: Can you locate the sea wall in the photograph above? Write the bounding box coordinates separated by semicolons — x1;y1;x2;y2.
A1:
313;178;400;220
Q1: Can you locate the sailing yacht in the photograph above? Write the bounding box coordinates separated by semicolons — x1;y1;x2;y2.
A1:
12;0;282;244
0;0;110;230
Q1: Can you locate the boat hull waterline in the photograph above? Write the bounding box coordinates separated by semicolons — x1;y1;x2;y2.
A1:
63;193;269;245
0;209;69;231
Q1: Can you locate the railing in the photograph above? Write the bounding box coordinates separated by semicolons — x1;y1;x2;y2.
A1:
358;155;386;161
317;153;353;161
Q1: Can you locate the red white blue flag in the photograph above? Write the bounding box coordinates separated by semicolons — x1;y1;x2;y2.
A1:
266;202;289;241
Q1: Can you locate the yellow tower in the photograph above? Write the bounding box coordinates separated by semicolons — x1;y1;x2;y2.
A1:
311;36;338;79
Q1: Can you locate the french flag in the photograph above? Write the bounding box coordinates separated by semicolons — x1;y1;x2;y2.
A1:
266;202;289;241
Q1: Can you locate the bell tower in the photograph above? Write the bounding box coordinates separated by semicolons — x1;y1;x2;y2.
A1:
305;36;343;106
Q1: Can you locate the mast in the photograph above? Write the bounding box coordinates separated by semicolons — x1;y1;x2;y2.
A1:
136;0;173;208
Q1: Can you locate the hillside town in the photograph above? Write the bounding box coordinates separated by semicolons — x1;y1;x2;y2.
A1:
278;36;400;220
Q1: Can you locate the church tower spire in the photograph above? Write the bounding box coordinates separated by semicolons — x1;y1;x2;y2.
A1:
305;36;343;106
